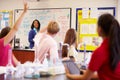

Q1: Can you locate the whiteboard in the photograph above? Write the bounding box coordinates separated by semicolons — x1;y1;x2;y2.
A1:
14;8;71;48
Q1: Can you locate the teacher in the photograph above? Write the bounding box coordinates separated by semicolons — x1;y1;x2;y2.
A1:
28;19;40;49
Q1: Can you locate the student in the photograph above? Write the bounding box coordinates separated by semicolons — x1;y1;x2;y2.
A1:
0;3;28;66
65;13;120;80
0;27;19;66
34;21;60;63
28;19;40;49
62;28;78;62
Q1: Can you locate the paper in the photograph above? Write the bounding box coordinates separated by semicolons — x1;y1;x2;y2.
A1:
83;37;92;45
4;13;9;18
98;9;114;17
82;8;89;18
0;66;6;74
1;20;5;28
90;7;98;18
80;24;89;34
89;24;97;34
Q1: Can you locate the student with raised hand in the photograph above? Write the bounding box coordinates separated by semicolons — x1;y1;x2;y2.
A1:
28;19;40;49
65;13;120;80
0;2;28;66
34;21;60;63
0;27;19;66
62;28;78;62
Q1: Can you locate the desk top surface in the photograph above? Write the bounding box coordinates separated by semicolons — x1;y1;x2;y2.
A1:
0;74;69;80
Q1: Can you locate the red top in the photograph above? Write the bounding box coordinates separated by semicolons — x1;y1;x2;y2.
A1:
0;38;14;66
88;38;120;80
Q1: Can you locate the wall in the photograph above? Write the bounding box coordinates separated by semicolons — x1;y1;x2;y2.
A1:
118;0;120;23
0;0;118;28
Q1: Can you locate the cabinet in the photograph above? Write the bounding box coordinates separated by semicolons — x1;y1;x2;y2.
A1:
13;49;34;64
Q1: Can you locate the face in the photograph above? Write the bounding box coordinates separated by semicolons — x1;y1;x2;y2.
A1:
34;21;39;29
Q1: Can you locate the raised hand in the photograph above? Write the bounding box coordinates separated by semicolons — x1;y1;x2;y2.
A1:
23;1;28;13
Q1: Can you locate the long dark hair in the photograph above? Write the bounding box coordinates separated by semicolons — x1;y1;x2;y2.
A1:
62;28;76;58
98;13;120;70
31;19;40;31
0;27;13;43
0;27;11;38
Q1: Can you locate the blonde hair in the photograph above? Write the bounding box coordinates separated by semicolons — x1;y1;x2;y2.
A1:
47;21;60;34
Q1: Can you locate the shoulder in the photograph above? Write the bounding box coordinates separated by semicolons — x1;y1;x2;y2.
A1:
69;45;75;49
92;47;103;57
29;29;34;32
50;37;57;45
94;40;108;55
0;38;10;49
34;33;43;43
0;38;4;43
29;29;36;36
92;44;108;60
93;38;109;56
46;35;56;42
69;45;77;52
46;36;57;47
29;29;35;33
68;45;78;55
0;38;4;48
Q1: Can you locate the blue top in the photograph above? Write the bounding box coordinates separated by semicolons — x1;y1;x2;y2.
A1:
28;29;37;49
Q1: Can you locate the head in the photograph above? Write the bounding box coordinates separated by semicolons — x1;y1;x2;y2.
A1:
31;19;40;31
0;27;13;43
62;28;76;58
97;13;120;70
64;28;76;46
47;21;60;35
97;13;114;38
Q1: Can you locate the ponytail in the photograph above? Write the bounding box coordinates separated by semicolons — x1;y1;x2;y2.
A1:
98;13;120;70
109;19;120;70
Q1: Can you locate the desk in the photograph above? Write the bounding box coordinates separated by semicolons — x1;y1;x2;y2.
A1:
13;49;34;64
0;74;69;80
13;49;62;64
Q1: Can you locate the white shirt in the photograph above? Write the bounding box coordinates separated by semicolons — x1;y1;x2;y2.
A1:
34;33;59;63
67;45;78;61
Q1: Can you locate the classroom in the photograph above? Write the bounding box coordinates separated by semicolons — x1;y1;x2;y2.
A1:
0;0;120;80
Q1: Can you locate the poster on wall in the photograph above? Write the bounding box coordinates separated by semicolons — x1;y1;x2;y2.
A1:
76;7;116;51
0;10;13;30
14;8;71;48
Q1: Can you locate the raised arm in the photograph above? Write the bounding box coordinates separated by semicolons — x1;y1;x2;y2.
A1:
4;2;28;46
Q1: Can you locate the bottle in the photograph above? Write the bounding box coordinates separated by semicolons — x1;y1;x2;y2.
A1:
14;62;25;79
